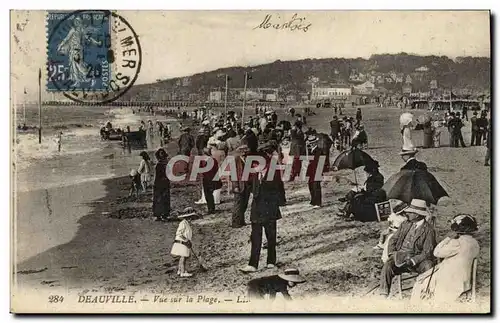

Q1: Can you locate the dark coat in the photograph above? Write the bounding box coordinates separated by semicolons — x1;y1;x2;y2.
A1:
195;134;209;154
486;126;491;148
289;128;306;156
476;117;489;132
351;171;386;222
178;133;194;155
250;157;285;224
306;149;326;183
200;155;222;190
242;131;258;153
388;220;437;267
153;161;171;218
401;158;428;171
330;120;341;135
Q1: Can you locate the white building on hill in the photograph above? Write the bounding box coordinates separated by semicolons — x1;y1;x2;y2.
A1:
312;84;352;99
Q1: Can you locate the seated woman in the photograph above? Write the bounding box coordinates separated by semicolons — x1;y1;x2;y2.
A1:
337;160;386;222
410;214;480;303
351;125;368;149
374;202;409;263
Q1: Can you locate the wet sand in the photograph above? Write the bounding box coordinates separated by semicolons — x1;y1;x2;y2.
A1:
14;106;491;307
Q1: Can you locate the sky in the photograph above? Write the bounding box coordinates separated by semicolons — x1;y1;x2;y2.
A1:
11;10;490;102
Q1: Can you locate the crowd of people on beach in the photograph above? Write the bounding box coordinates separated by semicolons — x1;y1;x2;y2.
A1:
123;103;489;303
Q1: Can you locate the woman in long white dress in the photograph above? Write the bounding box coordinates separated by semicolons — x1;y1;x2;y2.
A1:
400;113;416;151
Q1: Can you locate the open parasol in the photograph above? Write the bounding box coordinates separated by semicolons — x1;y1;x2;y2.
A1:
382;169;449;205
332;148;377;186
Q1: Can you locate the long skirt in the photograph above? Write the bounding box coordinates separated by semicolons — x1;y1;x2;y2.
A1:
153;185;171;218
423;132;433;148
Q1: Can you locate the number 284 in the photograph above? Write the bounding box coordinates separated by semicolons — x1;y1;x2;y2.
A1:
48;295;64;303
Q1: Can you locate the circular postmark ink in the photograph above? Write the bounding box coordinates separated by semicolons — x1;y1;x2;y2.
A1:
47;10;142;104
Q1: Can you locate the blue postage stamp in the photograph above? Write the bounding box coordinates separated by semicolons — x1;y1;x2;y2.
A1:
46;11;112;92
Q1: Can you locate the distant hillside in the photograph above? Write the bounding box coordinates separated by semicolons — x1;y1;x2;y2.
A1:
120;53;490;101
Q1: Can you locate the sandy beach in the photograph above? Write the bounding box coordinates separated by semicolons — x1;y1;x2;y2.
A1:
13;105;491;310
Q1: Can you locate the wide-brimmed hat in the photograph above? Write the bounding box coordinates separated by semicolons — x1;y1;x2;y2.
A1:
265;110;273;115
405;199;429;217
450;214;478;233
278;268;306;283
399;148;418;156
181;127;190;132
202;120;210;126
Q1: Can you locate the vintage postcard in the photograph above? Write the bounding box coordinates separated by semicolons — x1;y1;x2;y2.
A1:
11;10;491;313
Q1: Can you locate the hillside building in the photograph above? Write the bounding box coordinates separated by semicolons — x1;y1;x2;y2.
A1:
353;81;376;95
311;84;352;99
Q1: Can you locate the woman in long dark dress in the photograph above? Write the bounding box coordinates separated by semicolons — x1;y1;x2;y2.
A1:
153;148;171;221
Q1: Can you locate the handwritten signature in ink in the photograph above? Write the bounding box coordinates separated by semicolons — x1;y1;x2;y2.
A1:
253;13;312;32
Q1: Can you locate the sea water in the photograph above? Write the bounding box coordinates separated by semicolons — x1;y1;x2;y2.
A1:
14;105;180;192
13;104;180;263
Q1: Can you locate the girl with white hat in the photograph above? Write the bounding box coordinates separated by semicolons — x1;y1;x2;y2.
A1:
171;211;196;278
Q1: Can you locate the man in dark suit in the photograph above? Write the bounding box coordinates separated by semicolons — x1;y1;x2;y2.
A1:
476;111;489;145
231;145;253;228
451;112;466;148
485;123;491;166
470;111;479;146
379;199;437;297
356;108;362;126
289;121;306;179
240;142;286;273
330;115;341;146
306;136;324;208
241;128;258;153
399;149;428;171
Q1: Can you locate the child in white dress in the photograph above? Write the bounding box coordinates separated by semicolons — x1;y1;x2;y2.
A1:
171;212;195;277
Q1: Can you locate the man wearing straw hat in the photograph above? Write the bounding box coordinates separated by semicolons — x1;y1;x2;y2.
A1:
306;134;323;208
240;141;285;273
379;198;437;297
247;268;306;301
399;148;428;171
